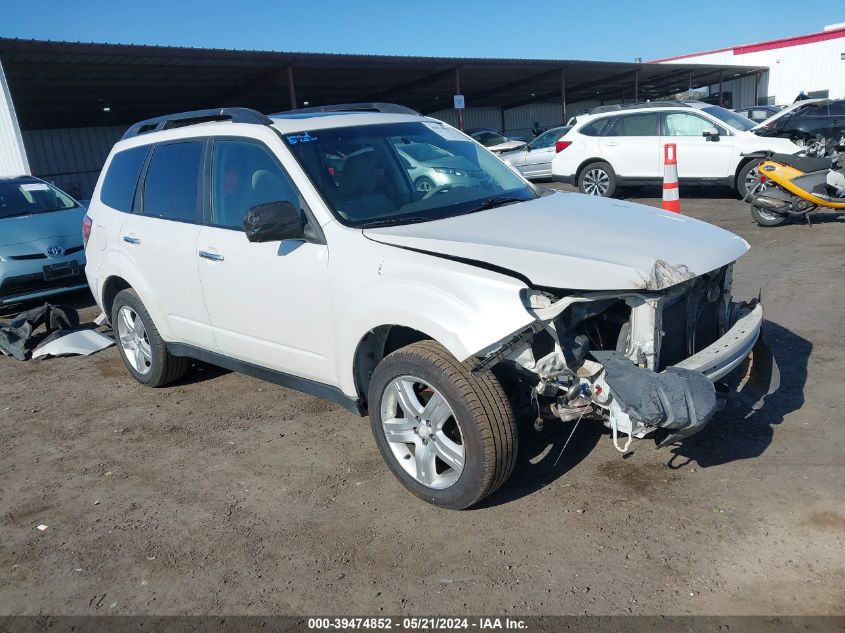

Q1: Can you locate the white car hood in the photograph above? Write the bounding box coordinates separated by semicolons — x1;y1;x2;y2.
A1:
363;192;749;291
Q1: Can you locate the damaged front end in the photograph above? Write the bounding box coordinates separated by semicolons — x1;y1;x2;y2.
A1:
476;262;779;449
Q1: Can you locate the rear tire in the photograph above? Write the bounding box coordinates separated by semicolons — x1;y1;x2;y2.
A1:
368;341;517;509
751;203;787;227
578;161;617;197
111;288;191;387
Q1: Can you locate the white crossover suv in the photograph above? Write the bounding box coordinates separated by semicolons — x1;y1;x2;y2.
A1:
551;101;802;198
84;105;778;509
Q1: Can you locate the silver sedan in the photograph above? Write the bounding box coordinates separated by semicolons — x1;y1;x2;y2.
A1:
500;126;571;180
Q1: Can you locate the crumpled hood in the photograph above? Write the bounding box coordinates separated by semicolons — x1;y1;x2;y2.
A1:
364;192;749;291
0;207;86;249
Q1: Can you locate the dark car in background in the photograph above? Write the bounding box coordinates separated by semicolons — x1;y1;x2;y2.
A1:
755;99;845;155
734;105;784;124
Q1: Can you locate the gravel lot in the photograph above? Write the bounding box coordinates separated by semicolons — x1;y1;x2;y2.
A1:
1;186;843;616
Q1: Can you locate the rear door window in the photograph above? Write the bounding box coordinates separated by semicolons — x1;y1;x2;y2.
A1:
141;141;204;223
607;113;659;136
100;146;148;212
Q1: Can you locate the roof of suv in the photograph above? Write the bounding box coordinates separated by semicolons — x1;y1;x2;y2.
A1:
588;100;712;115
119;104;432;144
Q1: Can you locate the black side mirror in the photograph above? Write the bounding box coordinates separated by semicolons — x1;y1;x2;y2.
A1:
244;200;305;243
702;127;720;140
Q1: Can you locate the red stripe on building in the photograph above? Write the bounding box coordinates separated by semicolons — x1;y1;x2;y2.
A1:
648;26;845;63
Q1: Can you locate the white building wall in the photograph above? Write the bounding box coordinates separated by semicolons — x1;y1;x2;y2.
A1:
657;28;845;107
0;59;29;178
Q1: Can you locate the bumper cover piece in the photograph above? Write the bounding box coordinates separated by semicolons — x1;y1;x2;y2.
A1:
593;350;718;446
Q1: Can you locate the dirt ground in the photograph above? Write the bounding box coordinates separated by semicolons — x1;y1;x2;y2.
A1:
1;186;843;617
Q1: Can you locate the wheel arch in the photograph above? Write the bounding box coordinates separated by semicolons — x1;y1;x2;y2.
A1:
575;157;611;182
100;275;132;319
352;324;434;412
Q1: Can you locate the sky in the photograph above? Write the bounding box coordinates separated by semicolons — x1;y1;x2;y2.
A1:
2;1;840;61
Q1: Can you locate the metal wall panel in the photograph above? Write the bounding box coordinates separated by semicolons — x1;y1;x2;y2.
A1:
657;34;845;106
0;59;29;178
21;125;125;199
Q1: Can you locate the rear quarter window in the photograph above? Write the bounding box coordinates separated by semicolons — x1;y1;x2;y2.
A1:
579;118;612;136
100;146;149;212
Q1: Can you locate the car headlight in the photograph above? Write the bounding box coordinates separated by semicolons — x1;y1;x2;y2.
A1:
434;167;465;176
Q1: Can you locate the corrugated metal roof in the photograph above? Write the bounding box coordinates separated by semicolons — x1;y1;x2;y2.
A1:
0;38;766;129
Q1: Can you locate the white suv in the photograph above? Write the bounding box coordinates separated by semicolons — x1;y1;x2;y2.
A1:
84;105;778;509
551;101;802;198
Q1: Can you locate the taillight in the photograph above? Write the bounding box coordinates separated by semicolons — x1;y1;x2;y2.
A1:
82;214;92;247
555;140;572;153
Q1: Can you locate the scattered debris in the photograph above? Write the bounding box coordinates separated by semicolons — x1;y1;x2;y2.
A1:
94;312;108;326
0;303;79;360
36;524;47;531
32;329;114;359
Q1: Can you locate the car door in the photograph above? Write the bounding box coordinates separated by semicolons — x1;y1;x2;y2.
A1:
520;129;559;178
660;112;734;179
598;113;661;178
119;139;216;349
827;101;844;142
195;137;334;383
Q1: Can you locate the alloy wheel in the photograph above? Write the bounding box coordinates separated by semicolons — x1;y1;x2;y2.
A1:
116;305;152;375
380;376;465;490
583;168;610;196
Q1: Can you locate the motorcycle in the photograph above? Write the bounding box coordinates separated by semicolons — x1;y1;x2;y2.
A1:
744;148;845;227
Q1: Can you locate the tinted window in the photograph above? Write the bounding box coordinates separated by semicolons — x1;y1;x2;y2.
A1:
142;142;203;223
608;113;659;136
579;118;612;137
829;101;845;116
100;146;148;212
211;140;300;229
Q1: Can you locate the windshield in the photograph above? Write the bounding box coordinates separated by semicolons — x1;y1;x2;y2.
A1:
701;105;756;131
0;179;79;219
283;121;536;227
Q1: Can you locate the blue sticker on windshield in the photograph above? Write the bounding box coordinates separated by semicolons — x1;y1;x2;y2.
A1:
287;132;318;145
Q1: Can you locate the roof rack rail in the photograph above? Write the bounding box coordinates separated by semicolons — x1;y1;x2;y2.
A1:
589;100;693;114
273;102;421;116
122;107;273;140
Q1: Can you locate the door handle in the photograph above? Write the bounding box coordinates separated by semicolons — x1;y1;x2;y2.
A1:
198;250;224;262
122;235;141;245
604;142;618;147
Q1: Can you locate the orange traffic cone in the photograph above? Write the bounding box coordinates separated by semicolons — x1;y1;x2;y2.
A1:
662;143;680;213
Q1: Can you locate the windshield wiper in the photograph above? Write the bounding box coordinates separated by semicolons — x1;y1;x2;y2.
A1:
356;216;433;229
461;195;528;214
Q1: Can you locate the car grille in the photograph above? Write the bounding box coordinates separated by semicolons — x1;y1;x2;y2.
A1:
658;272;725;370
0;270;86;299
7;245;84;261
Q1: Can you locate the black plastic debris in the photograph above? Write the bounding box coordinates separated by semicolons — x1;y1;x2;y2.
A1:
0;303;80;361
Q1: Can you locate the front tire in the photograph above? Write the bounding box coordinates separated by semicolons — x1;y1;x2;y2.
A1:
751;203;787;227
111;288;190;387
368;341;517;509
578;161;617;197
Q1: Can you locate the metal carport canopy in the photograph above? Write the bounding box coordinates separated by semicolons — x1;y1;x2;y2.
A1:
0;38;766;129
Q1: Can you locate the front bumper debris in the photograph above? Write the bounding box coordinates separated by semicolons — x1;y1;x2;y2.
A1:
593;303;778;446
